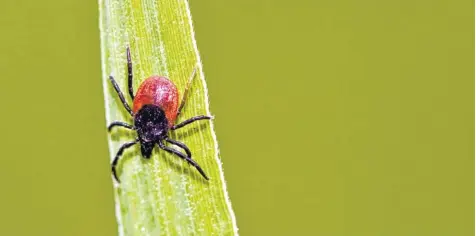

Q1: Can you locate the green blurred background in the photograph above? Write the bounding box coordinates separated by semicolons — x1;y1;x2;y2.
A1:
0;0;473;235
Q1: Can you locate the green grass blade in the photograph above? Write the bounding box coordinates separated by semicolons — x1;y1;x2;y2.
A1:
98;0;238;235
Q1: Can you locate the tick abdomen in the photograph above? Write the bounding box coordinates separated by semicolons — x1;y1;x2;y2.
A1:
133;76;179;127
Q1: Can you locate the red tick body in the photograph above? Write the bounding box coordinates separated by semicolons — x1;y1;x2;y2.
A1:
107;46;212;183
133;76;179;127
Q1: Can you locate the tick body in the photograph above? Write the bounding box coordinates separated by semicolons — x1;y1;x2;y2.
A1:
108;47;212;183
133;76;179;127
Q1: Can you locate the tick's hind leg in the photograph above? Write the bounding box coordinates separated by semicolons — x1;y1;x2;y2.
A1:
111;139;139;183
157;141;209;180
176;66;198;117
126;46;134;100
109;75;133;116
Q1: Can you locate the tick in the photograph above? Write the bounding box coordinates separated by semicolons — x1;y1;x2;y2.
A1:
107;46;212;183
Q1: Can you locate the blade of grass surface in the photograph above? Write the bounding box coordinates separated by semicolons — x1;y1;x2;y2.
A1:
98;0;238;235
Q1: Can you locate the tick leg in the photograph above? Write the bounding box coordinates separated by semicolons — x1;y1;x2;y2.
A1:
165;137;192;158
171;115;213;130
158;141;209;180
108;121;135;132
177;65;198;117
111;139;139;183
109;75;133;116
126;46;134;100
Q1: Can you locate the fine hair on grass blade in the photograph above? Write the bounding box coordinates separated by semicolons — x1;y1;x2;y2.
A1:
98;0;238;235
